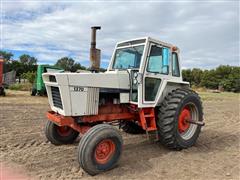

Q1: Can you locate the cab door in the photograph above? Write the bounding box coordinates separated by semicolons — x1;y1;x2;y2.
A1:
141;43;170;106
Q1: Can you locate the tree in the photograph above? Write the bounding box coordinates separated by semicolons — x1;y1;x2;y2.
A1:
200;69;219;89
19;54;37;65
55;57;86;72
191;68;203;87
182;69;192;85
0;51;13;61
216;66;240;92
21;71;36;84
55;57;75;71
99;67;106;72
71;63;86;72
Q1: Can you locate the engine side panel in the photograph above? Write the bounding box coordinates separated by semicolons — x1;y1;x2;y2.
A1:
70;87;99;116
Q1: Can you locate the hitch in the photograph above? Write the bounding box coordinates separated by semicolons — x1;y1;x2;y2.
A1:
186;119;205;126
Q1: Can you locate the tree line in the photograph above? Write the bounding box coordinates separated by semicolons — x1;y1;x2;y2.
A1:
0;51;87;82
1;51;38;82
182;66;240;92
1;50;239;92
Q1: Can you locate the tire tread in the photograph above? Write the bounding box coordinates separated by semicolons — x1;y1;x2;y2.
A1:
157;88;203;150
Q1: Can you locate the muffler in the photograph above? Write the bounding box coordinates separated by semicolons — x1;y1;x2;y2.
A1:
90;26;101;72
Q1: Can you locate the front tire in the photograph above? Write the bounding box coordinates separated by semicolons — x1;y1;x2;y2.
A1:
157;88;203;150
44;121;79;145
77;124;123;175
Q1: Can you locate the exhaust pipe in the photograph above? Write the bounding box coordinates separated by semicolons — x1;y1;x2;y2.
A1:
90;26;101;72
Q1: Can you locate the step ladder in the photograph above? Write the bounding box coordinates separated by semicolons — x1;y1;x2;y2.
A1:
139;108;157;132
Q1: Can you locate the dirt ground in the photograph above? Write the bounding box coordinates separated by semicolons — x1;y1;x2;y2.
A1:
0;90;239;180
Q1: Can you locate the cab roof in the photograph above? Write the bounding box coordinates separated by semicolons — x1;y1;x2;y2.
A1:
116;37;176;49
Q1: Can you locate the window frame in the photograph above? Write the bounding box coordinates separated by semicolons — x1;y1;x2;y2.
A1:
146;45;169;75
111;44;145;70
171;52;180;77
144;77;161;101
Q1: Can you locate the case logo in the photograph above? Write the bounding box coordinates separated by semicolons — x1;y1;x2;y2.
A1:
71;86;85;92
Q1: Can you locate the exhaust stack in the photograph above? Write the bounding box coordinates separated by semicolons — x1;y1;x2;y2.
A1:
90;26;101;72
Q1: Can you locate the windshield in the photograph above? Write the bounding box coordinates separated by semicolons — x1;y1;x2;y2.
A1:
112;45;144;70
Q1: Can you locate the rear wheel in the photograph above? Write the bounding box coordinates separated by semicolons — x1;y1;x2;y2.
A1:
120;121;145;134
78;124;123;175
0;87;5;96
157;88;203;150
44;121;79;145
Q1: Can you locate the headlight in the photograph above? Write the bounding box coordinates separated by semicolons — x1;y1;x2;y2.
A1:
133;79;138;84
134;72;138;78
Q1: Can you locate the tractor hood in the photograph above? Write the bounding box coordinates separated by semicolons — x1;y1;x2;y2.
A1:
42;71;130;116
42;71;130;90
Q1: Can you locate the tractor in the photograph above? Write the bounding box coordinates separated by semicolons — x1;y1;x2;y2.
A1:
43;27;204;175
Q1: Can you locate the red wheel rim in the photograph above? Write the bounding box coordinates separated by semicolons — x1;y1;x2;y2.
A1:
178;106;191;133
94;139;116;164
56;126;72;137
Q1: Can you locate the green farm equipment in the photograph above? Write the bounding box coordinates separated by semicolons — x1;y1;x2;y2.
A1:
31;65;63;96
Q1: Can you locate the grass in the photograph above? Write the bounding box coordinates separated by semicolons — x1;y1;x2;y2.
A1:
198;91;239;101
8;83;32;91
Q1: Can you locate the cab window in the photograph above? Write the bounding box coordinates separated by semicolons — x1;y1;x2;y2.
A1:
113;45;144;69
147;45;169;74
172;52;180;77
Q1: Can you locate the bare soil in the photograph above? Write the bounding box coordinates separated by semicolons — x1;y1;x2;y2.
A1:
0;90;239;180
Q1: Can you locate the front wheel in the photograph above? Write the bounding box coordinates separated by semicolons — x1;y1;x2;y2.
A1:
157;88;203;150
77;124;123;176
44;121;79;145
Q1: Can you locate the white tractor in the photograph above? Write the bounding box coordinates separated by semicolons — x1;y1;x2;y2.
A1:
43;27;204;175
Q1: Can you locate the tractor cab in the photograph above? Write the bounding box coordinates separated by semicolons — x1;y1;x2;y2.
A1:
108;37;187;107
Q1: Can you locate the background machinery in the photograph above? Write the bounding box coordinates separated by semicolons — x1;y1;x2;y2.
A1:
31;65;63;96
43;27;204;175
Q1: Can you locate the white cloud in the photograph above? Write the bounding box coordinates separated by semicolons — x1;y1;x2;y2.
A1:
2;1;239;69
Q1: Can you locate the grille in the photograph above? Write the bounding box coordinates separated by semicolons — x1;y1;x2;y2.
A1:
51;86;63;109
49;75;56;82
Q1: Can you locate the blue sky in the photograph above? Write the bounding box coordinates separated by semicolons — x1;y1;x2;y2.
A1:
2;0;239;69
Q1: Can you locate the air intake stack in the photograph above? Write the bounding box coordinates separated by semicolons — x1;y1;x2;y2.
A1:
90;26;101;72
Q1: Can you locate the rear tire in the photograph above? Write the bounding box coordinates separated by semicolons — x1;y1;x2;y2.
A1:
0;87;6;96
157;88;203;150
44;121;79;145
120;121;145;134
78;124;123;175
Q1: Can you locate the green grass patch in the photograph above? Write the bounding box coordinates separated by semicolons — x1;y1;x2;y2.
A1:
8;83;32;91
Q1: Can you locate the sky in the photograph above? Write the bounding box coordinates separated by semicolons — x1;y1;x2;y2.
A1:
1;0;239;69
